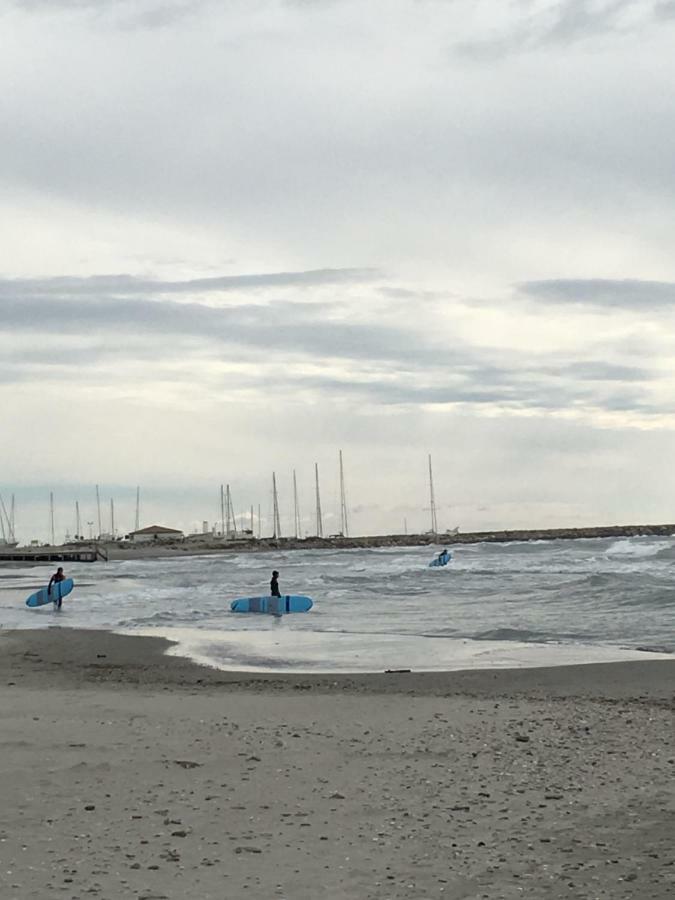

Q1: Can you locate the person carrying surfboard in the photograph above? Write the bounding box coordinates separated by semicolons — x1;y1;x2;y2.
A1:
270;570;281;598
48;567;66;610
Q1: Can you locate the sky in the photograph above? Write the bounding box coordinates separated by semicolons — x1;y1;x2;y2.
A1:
2;0;675;541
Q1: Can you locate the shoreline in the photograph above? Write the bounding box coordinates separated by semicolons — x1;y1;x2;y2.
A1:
2;521;674;562
2;627;675;700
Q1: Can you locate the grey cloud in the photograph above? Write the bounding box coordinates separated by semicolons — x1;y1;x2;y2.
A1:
557;362;651;382
0;290;456;367
0;274;663;418
518;278;675;309
539;0;634;45
0;268;377;300
259;369;660;415
455;0;658;60
655;0;675;18
9;0;212;29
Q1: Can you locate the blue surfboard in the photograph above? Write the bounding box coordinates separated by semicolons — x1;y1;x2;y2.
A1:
231;595;313;614
428;552;451;568
25;578;75;608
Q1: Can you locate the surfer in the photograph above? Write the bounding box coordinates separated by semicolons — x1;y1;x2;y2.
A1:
48;566;66;610
438;549;449;562
270;570;281;597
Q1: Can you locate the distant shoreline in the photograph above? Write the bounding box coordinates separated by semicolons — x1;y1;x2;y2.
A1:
2;521;673;563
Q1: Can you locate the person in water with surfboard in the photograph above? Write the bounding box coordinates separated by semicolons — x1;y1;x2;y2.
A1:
48;567;66;610
270;570;281;598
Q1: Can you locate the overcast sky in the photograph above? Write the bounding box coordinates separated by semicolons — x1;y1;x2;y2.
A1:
2;0;675;541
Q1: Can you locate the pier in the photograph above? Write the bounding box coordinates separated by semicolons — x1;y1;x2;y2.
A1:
0;545;108;564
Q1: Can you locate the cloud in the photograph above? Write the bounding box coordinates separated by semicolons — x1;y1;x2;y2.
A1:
454;0;664;60
0;278;463;364
0;268;376;299
0;270;663;421
518;278;675;309
8;0;213;29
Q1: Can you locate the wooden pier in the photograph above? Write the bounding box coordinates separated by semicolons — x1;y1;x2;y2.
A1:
0;545;108;564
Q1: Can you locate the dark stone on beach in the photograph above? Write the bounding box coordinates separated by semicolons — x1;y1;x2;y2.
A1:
84;805;95;811
173;760;202;769
329;791;345;800
171;830;188;837
515;734;530;743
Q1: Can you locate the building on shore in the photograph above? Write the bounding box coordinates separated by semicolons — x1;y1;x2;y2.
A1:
128;525;184;543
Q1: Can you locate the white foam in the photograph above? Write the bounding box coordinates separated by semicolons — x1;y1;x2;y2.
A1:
606;538;674;558
136;626;673;674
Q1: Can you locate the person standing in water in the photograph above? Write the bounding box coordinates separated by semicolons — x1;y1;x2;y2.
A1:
48;566;66;610
270;570;281;597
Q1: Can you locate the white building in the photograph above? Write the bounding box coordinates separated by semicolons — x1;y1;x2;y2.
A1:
128;525;184;543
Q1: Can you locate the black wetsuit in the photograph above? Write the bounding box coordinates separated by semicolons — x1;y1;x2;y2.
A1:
48;572;66;609
270;575;280;597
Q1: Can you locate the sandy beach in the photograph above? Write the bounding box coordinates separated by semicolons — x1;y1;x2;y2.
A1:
0;629;673;900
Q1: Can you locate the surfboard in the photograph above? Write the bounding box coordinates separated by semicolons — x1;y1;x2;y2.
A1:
230;595;313;614
25;578;75;608
428;552;451;568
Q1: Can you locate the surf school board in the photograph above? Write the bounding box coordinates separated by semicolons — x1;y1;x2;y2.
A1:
428;553;451;568
25;578;75;608
231;595;313;614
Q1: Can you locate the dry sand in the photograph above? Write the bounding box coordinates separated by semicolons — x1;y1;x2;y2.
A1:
0;628;673;900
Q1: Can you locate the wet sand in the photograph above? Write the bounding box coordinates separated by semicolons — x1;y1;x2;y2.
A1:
1;628;674;899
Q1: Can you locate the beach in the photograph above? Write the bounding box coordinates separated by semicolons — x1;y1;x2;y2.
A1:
0;629;673;899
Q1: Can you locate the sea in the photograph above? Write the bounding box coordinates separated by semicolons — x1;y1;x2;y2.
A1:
1;536;674;673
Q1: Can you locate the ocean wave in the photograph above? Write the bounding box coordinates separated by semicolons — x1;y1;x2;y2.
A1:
606;538;675;559
4;537;675;660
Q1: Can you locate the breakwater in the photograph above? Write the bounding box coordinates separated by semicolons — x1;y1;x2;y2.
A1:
233;522;675;551
4;523;673;564
107;522;675;558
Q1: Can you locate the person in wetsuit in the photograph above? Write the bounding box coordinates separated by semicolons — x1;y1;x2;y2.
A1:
270;570;281;597
48;566;66;610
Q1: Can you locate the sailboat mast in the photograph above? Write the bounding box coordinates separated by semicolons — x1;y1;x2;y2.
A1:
293;469;300;538
220;484;225;537
110;498;115;538
228;485;237;536
314;463;323;538
272;472;281;538
75;501;81;540
135;486;140;532
339;450;349;538
0;495;7;543
50;491;55;545
10;494;15;543
428;453;438;535
95;484;102;539
250;505;254;533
